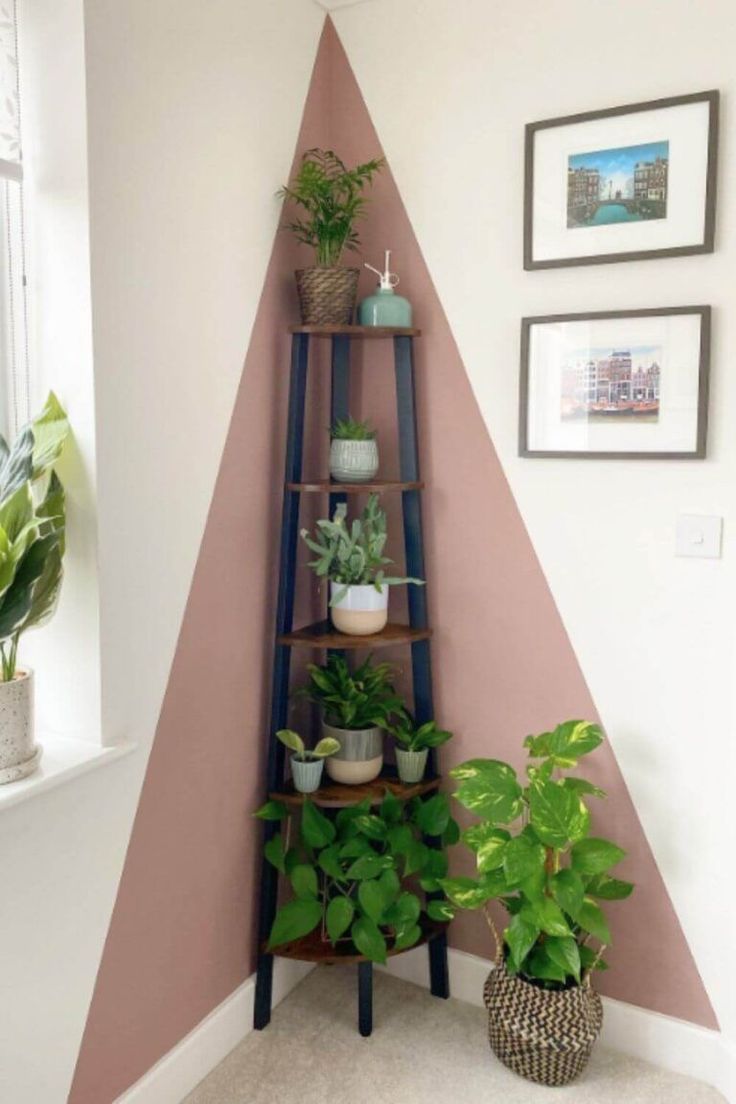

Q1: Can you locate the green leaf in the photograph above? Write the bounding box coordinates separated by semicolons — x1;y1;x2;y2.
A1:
0;483;33;544
339;837;372;860
301;800;336;848
502;834;545;887
461;824;510;873
586;874;634;901
571;838;626;876
31;392;69;479
427;899;455;922
336;799;371;833
354;814;387;841
264;833;286;873
313;736;340;758
450;759;523;823
0;425;32;503
545;935;581;982
525;896;571;937
254;799;288;821
576;897;611;944
562;776;606;800
346;853;392;880
551;868;585;917
580;944;609;972
276;728;304;755
529;779;589;848
439;876;494;910
290;863;318;900
380;788;402;824
441;817;461;847
394;924;421;951
404;839;429;877
545;720;603;766
394;891;421;926
268;898;322;949
505;913;540;970
387;824;413;854
525;944;567;983
351;916;387;964
284;847;300;875
416;793;450;836
326;896;354;942
358;879;387;923
379;867;400;902
318;844;346;882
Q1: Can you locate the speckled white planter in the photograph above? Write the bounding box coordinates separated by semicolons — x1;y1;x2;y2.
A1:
329;439;379;483
0;669;41;785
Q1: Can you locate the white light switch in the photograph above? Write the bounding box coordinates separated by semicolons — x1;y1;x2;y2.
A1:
676;515;723;559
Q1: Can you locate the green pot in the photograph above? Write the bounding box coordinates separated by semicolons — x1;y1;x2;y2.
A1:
291;755;324;794
395;747;428;784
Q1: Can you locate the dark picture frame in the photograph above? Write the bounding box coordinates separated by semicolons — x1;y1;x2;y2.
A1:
519;306;711;459
524;90;719;270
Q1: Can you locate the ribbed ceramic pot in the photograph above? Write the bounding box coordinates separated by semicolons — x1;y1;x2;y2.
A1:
323;719;383;784
329;439;379;484
290;755;324;794
330;582;388;636
395;747;428;784
0;669;41;785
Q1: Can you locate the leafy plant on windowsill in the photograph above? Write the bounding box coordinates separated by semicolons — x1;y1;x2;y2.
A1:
330;416;376;441
300;493;423;604
297;653;402;731
0;393;69;681
254;788;459;963
277;148;385;267
436;721;633;989
276;728;340;763
385;711;453;752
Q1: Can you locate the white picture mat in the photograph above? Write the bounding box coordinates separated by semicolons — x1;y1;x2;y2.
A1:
532;101;710;262
526;314;703;453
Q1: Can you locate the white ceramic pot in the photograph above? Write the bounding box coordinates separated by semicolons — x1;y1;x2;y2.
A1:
323;719;383;784
330;582;388;636
329;438;379;484
0;668;41;785
395;747;429;784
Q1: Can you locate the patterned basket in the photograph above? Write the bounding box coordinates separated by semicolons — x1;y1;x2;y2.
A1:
483;960;603;1086
295;267;359;325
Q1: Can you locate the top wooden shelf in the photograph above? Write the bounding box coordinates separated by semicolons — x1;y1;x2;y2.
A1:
289;324;421;338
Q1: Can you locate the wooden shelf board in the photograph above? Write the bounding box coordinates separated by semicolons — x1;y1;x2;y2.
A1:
287;479;423;494
277;620;432;649
269;918;447;965
269;769;441;809
289;324;420;338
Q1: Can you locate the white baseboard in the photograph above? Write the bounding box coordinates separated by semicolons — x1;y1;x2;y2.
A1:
381;946;734;1103
115;959;314;1104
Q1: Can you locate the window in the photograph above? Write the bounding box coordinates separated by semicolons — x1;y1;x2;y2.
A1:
0;0;30;437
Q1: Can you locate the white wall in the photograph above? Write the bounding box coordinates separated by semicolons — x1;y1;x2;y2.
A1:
0;2;323;1101
334;0;735;1045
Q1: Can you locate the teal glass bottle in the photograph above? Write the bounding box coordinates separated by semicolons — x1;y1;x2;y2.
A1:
358;250;412;327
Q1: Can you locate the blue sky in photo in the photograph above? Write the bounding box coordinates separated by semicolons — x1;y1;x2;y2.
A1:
569;140;668;198
569;344;662;361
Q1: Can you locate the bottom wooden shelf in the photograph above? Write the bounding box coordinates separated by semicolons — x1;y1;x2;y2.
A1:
269;768;441;809
269;918;448;965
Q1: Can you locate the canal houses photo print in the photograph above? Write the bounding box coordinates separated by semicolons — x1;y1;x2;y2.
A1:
524;91;718;268
519;307;710;459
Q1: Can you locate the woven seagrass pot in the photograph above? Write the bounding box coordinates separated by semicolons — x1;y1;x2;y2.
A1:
483;959;603;1086
295;267;359;325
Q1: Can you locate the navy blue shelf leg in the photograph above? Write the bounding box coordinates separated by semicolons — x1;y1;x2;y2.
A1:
358;961;373;1037
328;334;351;521
394;335;450;1001
254;334;310;1030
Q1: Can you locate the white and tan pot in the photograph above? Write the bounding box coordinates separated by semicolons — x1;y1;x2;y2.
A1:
0;668;41;785
323;719;383;784
329;439;379;484
330;582;388;636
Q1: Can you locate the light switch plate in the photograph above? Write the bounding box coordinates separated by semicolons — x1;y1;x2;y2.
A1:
676;514;723;559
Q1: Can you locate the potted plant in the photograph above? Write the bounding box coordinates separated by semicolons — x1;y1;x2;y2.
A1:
277;148;384;325
329;416;379;484
276;728;340;794
255;787;459;962
0;393;69;784
300;494;423;636
437;721;633;1087
297;654;402;784
385;712;453;783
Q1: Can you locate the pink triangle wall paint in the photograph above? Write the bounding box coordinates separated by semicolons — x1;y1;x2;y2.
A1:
70;16;717;1104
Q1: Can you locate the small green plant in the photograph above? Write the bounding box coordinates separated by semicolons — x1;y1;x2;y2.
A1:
386;712;453;752
298;653;402;731
330;416;376;441
437;721;633;989
255;788;458;963
277;148;385;267
276;728;340;762
0;393;69;681
300;494;423;604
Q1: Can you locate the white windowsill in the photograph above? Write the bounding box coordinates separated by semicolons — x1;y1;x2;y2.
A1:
0;735;137;812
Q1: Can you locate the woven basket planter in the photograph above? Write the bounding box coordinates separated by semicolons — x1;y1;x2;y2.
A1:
295;267;359;325
483;961;603;1086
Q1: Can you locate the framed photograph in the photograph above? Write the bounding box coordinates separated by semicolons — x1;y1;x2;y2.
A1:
524;90;718;269
519;306;710;459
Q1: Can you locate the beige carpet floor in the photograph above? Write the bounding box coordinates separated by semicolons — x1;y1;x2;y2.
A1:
185;967;725;1104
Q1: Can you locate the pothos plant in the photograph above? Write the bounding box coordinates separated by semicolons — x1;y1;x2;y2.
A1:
0;393;69;680
385;711;453;753
437;721;633;988
300;494;423;604
255;789;459;964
